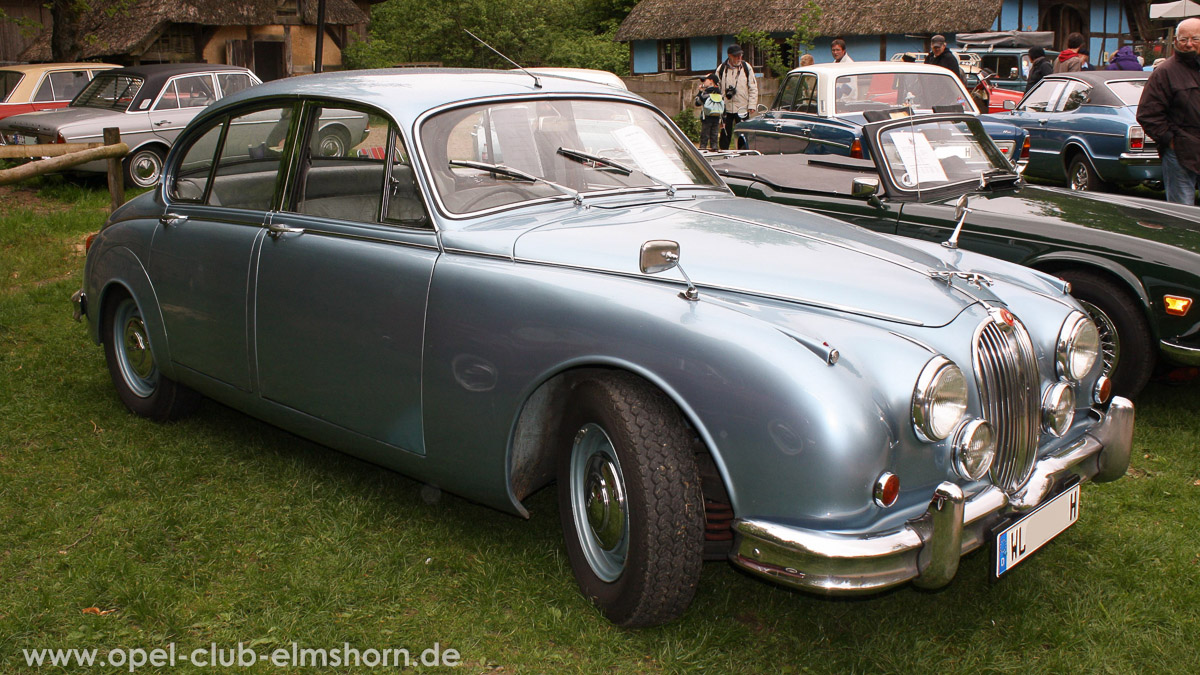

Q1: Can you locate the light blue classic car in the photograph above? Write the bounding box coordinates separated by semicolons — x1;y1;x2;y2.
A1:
74;69;1133;627
983;71;1159;192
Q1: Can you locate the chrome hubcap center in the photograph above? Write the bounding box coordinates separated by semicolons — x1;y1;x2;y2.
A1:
584;455;625;550
123;316;154;379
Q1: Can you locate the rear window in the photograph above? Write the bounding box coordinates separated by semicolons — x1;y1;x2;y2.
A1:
0;71;22;103
73;74;144;111
1106;80;1145;106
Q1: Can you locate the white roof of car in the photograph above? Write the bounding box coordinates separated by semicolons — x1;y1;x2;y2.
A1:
786;62;964;77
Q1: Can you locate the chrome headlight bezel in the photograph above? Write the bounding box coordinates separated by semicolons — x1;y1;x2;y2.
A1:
952;419;996;481
912;356;969;442
1042;381;1076;437
1056;311;1100;382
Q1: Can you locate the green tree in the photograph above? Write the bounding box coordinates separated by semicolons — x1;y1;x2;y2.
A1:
734;2;822;77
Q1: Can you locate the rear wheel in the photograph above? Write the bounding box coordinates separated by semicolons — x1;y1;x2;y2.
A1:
556;372;704;627
102;293;200;420
124;146;166;188
1058;270;1154;397
1067;154;1110;192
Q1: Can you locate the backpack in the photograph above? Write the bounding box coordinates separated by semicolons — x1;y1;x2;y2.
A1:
702;92;724;117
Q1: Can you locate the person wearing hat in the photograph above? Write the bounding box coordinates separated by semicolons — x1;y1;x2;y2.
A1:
1027;46;1053;90
715;44;759;150
924;35;965;84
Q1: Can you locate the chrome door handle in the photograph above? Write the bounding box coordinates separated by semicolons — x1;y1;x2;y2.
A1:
159;213;187;226
1038;119;1048;125
154;120;170;126
266;221;304;237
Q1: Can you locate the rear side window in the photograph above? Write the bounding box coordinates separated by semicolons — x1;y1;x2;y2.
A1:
217;72;255;97
1056;82;1090;112
0;71;21;103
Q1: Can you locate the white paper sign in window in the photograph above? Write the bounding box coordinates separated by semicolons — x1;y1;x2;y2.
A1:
611;125;690;185
889;130;947;186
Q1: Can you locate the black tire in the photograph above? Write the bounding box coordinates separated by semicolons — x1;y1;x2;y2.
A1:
556;372;704;627
1067;154;1110;192
1058;269;1155;397
124;146;166;188
102;292;200;421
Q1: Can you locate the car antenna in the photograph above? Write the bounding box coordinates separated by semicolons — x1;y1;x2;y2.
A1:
465;29;541;89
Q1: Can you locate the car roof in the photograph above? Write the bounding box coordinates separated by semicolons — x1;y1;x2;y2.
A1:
210;68;646;122
1041;71;1149;106
99;63;252;80
786;62;966;77
0;62;119;74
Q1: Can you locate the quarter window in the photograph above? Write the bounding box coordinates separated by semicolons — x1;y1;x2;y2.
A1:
170;121;225;202
1056;82;1090;112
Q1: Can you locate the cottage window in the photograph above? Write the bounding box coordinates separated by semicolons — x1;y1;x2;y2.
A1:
659;39;690;72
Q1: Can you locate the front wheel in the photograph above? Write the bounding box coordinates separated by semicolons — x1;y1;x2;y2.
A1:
1058;270;1154;397
556;373;704;627
102;293;200;421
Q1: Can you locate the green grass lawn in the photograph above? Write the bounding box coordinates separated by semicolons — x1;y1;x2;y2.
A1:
1;177;1198;673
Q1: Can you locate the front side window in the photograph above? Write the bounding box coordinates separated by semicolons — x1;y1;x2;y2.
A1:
217;72;255;97
208;106;293;210
795;75;818;114
73;74;143;111
421;98;720;215
1017;80;1064;112
834;72;970;115
170;121;225;202
775;75;802;111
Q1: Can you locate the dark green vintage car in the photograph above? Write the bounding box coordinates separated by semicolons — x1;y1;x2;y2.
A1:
712;114;1200;396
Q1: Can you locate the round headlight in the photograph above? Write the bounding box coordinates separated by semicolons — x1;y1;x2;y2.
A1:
952;419;996;481
912;356;969;442
1056;312;1100;382
1042;382;1076;437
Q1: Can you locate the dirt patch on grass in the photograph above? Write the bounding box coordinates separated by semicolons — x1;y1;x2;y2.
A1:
0;184;72;215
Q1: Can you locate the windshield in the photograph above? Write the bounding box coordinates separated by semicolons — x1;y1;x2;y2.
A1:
1106;80;1145;107
834;72;973;115
876;119;1010;192
0;71;21;103
420;98;720;214
72;74;143;111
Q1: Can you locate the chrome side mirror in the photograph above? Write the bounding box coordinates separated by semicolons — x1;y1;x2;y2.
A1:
1003;99;1016;111
953;193;970;222
851;177;880;199
640;240;679;275
640;239;699;301
1009;67;1019;79
756;104;768;113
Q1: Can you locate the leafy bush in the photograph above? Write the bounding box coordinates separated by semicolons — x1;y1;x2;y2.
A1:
672;109;700;143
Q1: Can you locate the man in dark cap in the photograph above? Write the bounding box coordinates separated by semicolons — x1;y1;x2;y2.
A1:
715;44;758;150
924;34;965;84
1027;46;1053;90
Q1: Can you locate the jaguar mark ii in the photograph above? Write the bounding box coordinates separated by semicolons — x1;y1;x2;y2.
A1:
74;69;1133;627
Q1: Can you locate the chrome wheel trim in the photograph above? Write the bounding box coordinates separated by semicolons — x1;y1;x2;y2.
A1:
568;423;629;582
318;131;346;157
1079;299;1120;380
113;298;158;398
1069;162;1090;191
129;150;163;187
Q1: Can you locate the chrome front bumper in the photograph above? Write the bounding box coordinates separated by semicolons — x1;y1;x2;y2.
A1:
731;396;1134;595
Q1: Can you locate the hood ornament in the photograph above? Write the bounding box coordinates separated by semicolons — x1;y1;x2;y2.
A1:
930;270;994;288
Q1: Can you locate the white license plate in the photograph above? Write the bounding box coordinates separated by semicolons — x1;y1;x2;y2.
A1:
995;484;1079;577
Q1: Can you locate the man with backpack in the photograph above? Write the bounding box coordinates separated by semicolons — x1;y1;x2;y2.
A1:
716;45;758;150
694;73;724;151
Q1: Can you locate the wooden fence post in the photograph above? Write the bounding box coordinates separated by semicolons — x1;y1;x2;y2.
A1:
104;127;124;213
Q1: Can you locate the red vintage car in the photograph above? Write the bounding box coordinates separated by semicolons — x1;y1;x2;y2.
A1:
0;63;118;123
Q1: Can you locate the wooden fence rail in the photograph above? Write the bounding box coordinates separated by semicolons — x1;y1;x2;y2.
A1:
0;127;129;212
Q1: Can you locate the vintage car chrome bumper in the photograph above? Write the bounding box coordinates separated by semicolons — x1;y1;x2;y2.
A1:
731;396;1134;595
1160;339;1200;366
1118;152;1160;166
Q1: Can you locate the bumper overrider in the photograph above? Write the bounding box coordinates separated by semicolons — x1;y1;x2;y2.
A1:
731;397;1134;594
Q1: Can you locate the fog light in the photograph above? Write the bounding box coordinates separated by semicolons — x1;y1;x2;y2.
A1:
1164;295;1192;316
1042;382;1076;437
1093;375;1112;405
874;472;900;508
952;419;995;481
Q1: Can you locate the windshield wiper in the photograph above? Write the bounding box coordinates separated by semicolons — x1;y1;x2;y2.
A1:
557;147;678;197
449;159;583;205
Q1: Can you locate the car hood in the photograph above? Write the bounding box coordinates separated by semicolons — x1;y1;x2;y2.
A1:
0;106;124;134
512;196;1003;327
926;185;1200;257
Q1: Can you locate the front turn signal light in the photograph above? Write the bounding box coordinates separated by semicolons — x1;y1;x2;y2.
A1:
1164;295;1192;316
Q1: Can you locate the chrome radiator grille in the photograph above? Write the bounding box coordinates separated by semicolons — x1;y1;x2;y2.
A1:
973;313;1041;492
